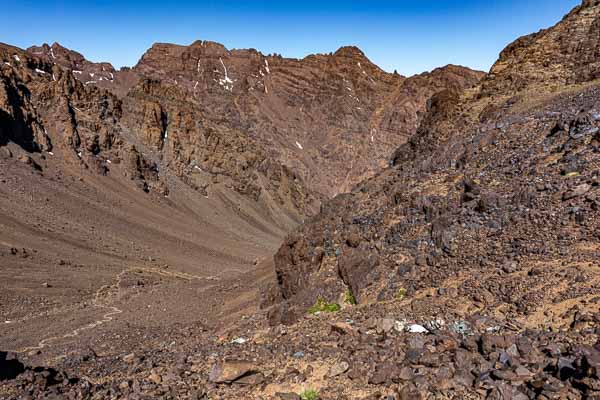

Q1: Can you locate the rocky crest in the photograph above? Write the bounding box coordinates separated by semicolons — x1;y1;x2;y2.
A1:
483;0;600;95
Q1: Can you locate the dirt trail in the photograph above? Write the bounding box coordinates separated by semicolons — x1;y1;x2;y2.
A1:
12;264;224;354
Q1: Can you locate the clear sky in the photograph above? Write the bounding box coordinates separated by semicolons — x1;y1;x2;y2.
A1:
1;0;581;76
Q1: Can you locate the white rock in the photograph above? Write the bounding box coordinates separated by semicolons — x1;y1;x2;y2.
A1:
408;324;428;334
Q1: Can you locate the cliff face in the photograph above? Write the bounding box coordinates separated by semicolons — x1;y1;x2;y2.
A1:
130;43;482;196
24;40;482;198
1;42;323;223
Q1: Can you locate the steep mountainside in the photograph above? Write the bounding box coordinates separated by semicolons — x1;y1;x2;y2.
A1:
261;1;600;398
28;41;483;196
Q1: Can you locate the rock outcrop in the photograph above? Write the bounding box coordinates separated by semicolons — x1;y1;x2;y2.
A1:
270;0;600;337
483;0;600;95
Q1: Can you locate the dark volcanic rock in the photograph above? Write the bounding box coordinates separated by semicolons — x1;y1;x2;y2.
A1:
0;352;25;381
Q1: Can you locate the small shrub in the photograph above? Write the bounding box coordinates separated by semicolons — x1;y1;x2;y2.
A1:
396;288;408;300
308;297;341;314
344;289;357;305
300;389;320;400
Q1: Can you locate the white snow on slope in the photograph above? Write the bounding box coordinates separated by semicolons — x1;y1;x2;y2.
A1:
218;58;234;91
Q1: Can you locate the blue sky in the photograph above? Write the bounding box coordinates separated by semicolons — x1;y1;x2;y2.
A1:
1;0;580;76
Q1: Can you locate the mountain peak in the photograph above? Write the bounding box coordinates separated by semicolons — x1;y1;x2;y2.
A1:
333;45;366;59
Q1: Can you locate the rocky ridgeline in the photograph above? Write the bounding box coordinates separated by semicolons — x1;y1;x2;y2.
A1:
483;0;600;95
1;41;322;221
25;39;482;197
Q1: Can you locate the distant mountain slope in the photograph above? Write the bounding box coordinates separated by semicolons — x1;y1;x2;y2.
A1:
27;41;483;196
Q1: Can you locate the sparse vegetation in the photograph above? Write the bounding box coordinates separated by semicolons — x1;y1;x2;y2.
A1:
344;289;357;305
300;389;320;400
396;288;408;300
308;296;341;314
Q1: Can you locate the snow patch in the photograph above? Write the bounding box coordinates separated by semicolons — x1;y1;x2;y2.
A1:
35;68;47;74
217;58;234;92
84;81;96;85
295;141;303;150
52;73;57;81
50;48;56;59
13;55;20;62
264;59;270;74
73;70;82;74
48;152;54;156
106;159;112;164
89;73;95;78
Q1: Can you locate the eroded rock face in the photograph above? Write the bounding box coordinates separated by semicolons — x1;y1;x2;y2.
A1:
129;42;482;196
1;38;483;222
1;41;322;221
24;39;483;198
270;0;600;328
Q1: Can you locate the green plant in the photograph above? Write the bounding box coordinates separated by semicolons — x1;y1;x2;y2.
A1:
344;289;357;305
396;288;408;300
300;389;320;400
308;297;341;314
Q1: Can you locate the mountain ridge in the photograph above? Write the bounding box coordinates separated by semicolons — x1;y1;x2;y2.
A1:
21;39;483;197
